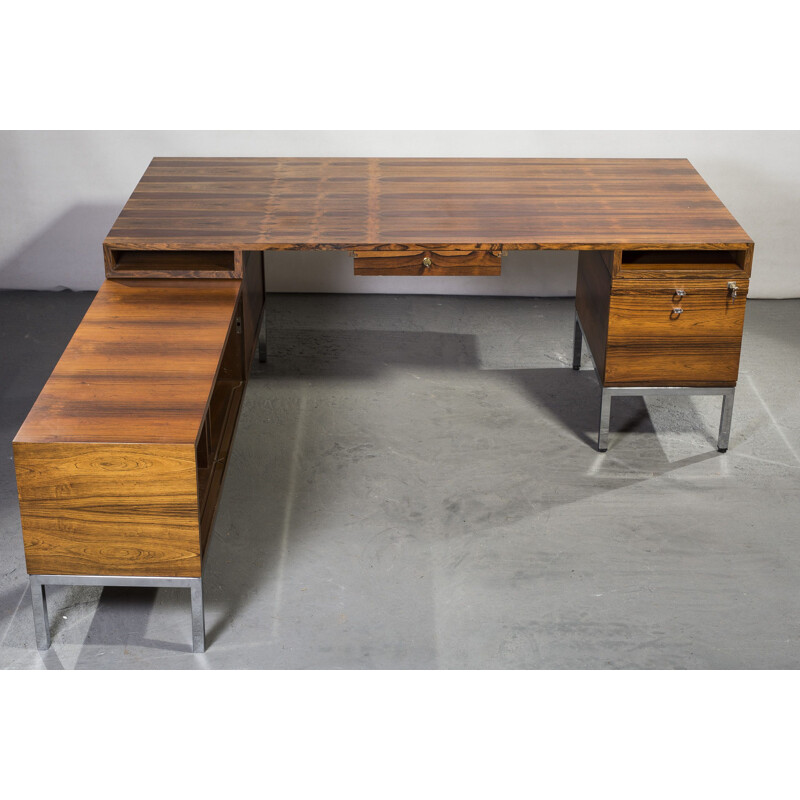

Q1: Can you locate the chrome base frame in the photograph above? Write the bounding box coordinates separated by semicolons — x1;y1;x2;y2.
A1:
572;312;735;453
29;574;205;653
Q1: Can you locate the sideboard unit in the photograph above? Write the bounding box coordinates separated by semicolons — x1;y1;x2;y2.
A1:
13;255;265;652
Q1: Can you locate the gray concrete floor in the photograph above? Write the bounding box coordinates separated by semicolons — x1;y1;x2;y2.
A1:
1;291;799;669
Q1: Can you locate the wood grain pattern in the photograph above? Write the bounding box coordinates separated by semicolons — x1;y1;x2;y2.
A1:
604;278;748;386
14;280;242;445
104;158;753;252
14;442;201;576
354;248;501;276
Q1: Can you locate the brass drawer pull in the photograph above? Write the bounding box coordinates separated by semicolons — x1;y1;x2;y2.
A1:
674;289;686;300
422;257;432;268
671;307;683;318
728;281;739;302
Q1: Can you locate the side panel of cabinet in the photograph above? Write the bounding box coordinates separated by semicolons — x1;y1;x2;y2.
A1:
575;250;613;382
198;303;245;555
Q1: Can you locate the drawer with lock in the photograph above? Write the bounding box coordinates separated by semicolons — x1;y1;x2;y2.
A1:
604;277;749;386
353;248;502;276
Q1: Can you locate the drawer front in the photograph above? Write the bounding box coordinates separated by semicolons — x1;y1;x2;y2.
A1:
353;249;501;276
604;278;748;386
14;441;202;577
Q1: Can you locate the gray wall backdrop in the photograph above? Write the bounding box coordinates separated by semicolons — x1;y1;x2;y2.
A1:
1;130;797;297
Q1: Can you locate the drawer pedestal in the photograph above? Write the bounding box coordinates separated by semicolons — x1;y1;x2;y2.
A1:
573;247;752;451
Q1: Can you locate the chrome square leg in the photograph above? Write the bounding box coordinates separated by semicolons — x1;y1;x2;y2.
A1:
190;579;205;653
717;389;735;452
598;388;611;452
30;578;50;651
591;385;735;453
572;312;582;370
28;574;205;653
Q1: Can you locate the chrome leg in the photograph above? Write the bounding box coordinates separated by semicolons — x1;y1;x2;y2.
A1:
190;579;205;653
717;389;735;452
572;312;582;370
27;574;206;653
586;381;736;453
598;388;611;452
258;310;267;363
30;578;50;650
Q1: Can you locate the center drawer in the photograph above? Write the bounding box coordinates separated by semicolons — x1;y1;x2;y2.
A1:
353;249;502;276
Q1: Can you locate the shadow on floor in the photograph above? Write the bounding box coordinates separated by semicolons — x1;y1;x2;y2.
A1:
193;328;727;652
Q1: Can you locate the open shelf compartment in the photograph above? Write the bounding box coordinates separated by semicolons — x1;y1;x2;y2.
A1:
619;249;747;273
106;249;241;278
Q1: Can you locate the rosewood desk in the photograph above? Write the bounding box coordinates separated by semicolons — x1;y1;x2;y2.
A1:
12;158;754;652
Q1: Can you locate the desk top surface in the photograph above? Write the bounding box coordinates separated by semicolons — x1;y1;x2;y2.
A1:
104;157;751;252
14;280;240;444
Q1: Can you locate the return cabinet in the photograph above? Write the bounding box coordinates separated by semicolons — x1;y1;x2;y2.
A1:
13;252;265;652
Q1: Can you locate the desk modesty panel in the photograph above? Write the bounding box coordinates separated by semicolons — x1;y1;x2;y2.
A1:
14;157;754;653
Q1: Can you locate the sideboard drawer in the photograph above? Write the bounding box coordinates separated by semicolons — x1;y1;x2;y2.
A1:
353;249;501;276
604;278;748;386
